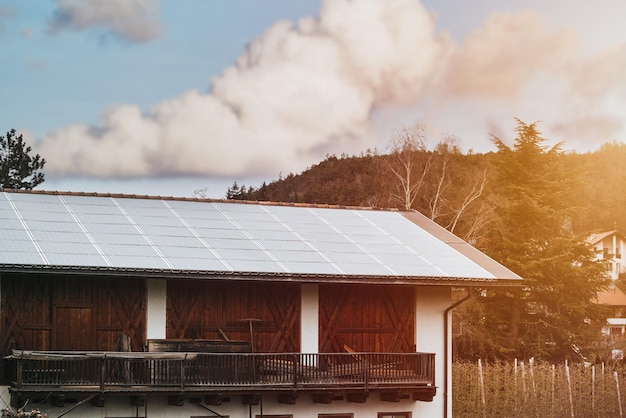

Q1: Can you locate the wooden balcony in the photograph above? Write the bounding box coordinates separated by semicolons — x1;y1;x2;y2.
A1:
6;351;436;405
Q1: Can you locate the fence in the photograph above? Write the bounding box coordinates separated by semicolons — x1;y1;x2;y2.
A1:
454;359;626;417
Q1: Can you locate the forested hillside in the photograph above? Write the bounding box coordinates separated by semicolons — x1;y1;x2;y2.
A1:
227;129;626;239
225;121;626;361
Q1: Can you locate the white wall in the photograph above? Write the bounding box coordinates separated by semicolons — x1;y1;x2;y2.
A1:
415;286;452;418
146;278;167;339
301;283;319;354
16;393;425;418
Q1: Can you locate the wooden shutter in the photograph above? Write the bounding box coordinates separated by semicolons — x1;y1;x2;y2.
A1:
167;280;300;353
1;273;145;351
319;284;415;353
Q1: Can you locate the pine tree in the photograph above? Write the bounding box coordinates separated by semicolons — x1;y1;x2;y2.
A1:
464;120;609;360
0;129;46;189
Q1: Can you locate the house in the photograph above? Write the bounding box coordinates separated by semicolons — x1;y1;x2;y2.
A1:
0;189;521;418
588;230;626;337
595;285;626;336
588;230;626;281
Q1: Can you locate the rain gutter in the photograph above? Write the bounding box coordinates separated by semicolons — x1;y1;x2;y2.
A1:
443;288;472;418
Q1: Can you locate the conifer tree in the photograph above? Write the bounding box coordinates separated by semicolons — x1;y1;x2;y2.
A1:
0;129;46;190
471;119;609;360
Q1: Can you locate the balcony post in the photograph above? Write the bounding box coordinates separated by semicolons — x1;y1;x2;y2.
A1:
100;355;106;392
293;353;298;388
16;360;23;390
180;354;186;391
363;353;369;392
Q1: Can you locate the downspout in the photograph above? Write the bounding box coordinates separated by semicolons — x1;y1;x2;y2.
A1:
443;288;471;418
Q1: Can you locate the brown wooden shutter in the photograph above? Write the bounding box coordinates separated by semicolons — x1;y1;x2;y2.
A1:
319;284;415;353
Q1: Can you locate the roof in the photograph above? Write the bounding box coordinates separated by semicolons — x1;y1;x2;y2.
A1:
0;189;522;286
588;230;626;245
596;285;626;306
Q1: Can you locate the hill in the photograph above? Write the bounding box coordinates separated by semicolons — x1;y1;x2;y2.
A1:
226;140;626;242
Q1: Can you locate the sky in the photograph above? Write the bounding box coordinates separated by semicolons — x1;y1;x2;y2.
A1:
2;0;626;198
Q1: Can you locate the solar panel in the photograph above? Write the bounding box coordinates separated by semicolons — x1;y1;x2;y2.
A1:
0;191;516;280
0;251;45;264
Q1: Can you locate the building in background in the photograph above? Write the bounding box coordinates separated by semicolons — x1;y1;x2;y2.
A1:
589;231;626;337
588;230;626;281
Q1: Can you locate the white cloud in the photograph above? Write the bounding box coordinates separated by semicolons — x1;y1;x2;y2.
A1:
50;0;160;43
441;11;577;98
544;43;626;149
37;0;626;178
427;8;626;151
39;0;452;177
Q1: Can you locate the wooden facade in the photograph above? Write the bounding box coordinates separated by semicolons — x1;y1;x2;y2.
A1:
1;276;415;357
0;272;146;352
166;280;300;353
320;284;415;353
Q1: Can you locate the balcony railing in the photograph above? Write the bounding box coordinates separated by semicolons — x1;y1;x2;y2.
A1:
7;351;435;395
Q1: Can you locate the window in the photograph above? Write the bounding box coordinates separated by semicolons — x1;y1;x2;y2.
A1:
319;414;353;418
192;416;229;418
255;415;292;418
378;413;412;418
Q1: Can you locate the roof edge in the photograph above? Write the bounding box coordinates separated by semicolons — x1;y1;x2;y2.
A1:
401;211;523;281
0;264;522;287
0;188;400;212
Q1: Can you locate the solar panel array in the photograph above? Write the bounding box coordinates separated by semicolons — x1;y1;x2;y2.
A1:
0;192;496;278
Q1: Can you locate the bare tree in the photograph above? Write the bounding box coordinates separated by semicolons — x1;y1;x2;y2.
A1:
386;126;495;243
447;168;489;230
427;139;455;221
386;125;433;210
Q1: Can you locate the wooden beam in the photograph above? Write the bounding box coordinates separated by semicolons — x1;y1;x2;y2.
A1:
413;388;436;402
205;394;229;406
380;391;402;402
312;392;334;404
241;393;260;405
346;392;368;403
277;392;298;405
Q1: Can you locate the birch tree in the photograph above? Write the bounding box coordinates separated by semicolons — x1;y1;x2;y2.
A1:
386;125;432;210
386;126;494;243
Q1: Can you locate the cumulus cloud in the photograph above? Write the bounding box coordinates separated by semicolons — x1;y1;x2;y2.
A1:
441;11;577;98
39;0;452;177
428;8;626;149
546;44;626;148
50;0;160;43
37;0;626;178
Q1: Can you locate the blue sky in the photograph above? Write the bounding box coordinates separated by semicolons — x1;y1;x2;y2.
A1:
2;0;626;198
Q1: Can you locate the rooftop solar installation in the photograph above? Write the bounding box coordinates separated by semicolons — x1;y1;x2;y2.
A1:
0;191;522;282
